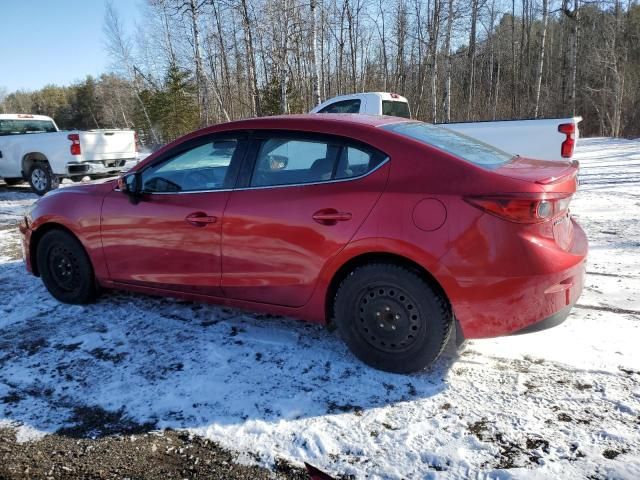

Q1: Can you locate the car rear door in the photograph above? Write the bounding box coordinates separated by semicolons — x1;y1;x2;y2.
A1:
100;134;247;296
221;131;389;307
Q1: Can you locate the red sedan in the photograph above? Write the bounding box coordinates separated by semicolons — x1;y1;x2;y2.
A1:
19;114;587;373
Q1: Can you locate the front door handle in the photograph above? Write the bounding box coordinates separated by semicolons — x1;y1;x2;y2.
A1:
185;212;217;227
312;209;352;225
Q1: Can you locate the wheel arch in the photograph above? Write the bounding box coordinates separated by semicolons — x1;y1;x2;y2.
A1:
22;152;49;177
325;251;452;328
29;222;82;277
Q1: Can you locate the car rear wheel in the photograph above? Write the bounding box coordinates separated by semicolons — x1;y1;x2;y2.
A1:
36;229;97;304
333;263;452;373
29;163;59;196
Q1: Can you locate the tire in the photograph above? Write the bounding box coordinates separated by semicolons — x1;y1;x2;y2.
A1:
3;178;25;186
36;229;97;304
333;263;452;373
28;163;59;196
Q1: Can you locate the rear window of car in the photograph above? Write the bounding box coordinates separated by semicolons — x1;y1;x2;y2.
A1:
0;119;57;136
382;101;410;118
382;122;514;169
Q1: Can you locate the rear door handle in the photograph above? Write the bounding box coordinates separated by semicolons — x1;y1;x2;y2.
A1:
312;209;352;225
185;212;217;227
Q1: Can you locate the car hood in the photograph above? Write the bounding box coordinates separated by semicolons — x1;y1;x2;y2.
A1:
44;179;117;197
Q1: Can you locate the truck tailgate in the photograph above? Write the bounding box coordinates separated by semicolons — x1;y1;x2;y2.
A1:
80;130;136;161
441;117;582;161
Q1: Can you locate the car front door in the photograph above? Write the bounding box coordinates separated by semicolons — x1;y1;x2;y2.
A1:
221;132;389;307
101;134;246;296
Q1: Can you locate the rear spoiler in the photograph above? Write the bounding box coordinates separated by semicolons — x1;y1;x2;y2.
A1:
535;160;579;185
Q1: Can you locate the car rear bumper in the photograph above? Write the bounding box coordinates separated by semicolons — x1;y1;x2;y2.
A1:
66;158;138;177
451;219;587;339
513;302;574;334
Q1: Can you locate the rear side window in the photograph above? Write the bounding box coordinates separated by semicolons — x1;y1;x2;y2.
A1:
382;101;410;118
317;99;361;114
0;119;57;136
382;122;513;169
250;137;386;187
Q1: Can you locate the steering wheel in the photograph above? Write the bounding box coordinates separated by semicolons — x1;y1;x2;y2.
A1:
182;170;210;190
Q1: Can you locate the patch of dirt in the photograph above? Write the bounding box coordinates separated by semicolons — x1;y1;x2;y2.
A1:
326;401;363;416
602;448;627;460
0;427;308;480
468;418;490;441
56;406;157;439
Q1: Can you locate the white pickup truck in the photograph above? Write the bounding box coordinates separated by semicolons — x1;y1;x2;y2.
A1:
0;114;138;195
311;93;582;161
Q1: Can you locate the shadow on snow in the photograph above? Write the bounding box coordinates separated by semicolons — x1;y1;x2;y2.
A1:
0;261;456;439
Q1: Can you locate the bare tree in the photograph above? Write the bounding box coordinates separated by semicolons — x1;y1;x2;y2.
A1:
534;0;548;118
103;0;159;143
310;0;322;105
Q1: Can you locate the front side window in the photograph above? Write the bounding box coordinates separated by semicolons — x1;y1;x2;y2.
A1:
250;137;386;187
0;119;57;136
382;122;514;169
318;99;361;114
141;139;238;193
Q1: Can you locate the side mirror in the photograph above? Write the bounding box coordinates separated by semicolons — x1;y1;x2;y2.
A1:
117;172;139;193
117;172;141;204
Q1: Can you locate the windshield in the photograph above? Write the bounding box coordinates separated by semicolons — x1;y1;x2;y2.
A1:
382;121;514;169
382;100;410;118
0;119;57;136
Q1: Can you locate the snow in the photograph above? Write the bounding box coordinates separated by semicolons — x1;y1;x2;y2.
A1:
0;137;639;478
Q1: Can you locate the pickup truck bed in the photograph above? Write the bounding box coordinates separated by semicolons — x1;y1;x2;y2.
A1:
311;93;582;161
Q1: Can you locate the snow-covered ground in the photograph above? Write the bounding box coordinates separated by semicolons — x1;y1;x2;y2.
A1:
0;138;639;479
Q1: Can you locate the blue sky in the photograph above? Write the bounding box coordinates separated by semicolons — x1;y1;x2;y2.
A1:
0;0;142;92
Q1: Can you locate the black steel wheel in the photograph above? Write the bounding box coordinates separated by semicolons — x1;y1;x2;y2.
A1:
333;263;452;373
36;229;96;304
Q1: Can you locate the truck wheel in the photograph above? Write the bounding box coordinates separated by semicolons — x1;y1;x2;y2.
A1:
3;178;25;186
333;263;453;373
36;229;97;304
29;163;59;196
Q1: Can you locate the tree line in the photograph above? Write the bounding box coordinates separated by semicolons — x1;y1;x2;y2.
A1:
1;0;638;146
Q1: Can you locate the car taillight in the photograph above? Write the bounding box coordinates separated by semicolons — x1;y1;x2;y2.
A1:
465;194;572;224
558;123;575;158
68;133;81;156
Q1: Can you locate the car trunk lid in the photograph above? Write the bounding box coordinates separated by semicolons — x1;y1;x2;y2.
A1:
494;156;579;192
468;157;579;250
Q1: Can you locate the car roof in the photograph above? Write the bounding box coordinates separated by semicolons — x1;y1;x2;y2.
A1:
204;113;412;133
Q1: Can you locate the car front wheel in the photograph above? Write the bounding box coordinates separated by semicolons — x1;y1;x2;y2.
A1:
36;229;97;304
333;263;452;373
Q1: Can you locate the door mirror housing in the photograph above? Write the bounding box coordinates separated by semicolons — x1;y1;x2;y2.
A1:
118;172;140;194
117;172;142;203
